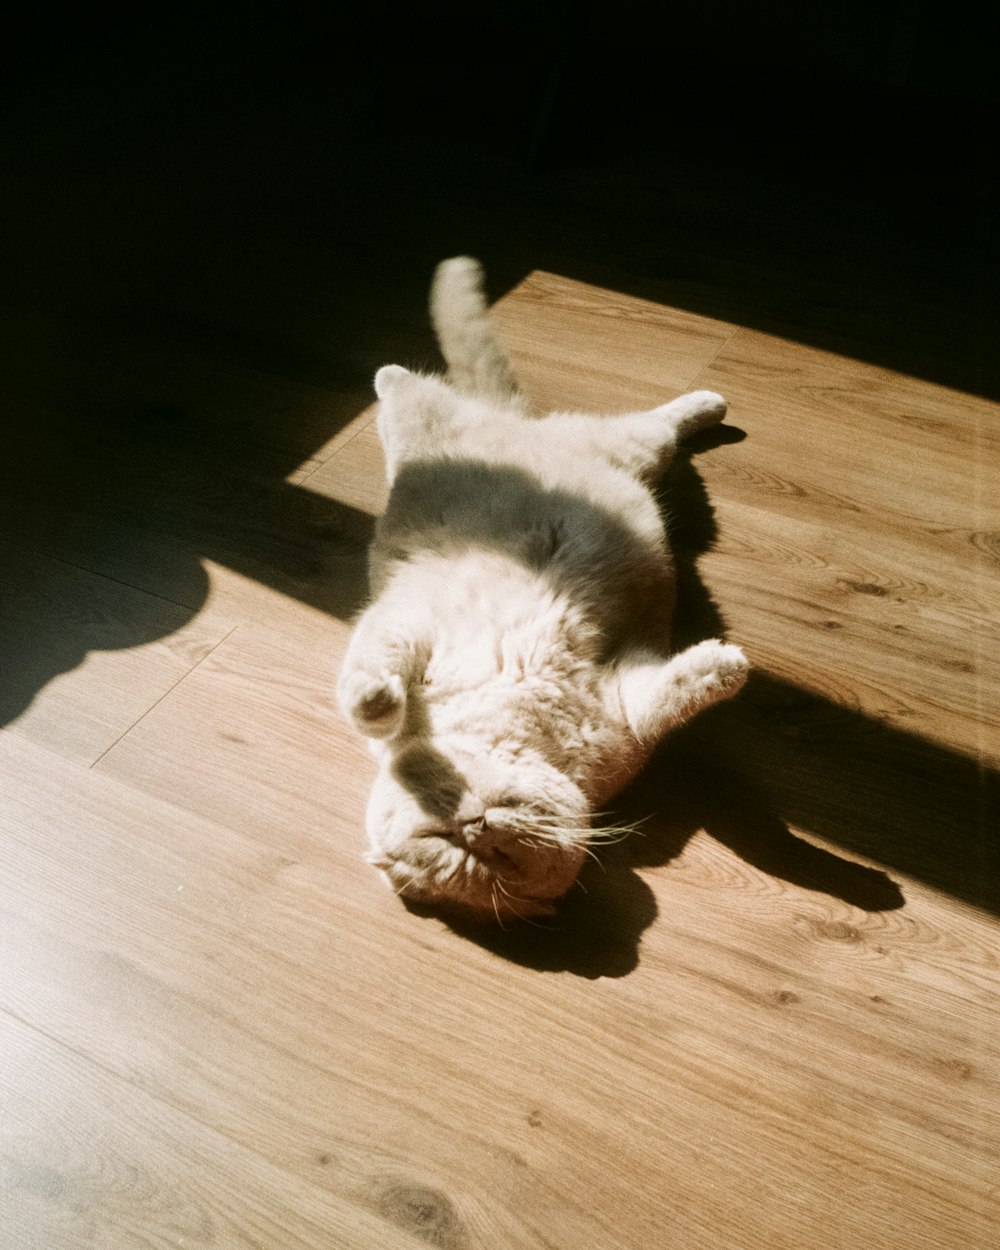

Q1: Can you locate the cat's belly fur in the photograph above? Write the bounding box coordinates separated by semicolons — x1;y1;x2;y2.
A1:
370;450;675;657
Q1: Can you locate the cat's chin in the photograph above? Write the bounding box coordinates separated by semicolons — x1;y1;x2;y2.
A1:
367;842;582;923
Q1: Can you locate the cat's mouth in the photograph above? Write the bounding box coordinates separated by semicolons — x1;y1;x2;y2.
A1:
370;829;586;922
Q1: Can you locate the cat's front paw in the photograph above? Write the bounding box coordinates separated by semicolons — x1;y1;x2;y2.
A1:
339;670;407;739
679;639;749;702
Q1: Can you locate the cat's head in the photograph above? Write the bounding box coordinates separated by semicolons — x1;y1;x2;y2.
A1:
363;727;595;920
355;645;638;919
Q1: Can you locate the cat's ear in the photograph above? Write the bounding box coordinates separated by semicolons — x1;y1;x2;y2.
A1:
607;640;749;745
374;365;412;399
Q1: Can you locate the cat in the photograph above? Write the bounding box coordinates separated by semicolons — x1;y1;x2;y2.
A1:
337;257;748;921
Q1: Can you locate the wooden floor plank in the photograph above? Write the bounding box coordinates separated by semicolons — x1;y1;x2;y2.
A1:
690;327;999;762
698;328;999;528
0;427;373;631
93;617;370;859
302;414;390;516
0;538;235;765
491;269;737;413
0;1012;428;1250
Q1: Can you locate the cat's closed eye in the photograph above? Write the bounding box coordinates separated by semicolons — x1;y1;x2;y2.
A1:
414;825;458;842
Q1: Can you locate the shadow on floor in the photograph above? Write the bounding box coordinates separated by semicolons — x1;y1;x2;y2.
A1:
441;659;996;980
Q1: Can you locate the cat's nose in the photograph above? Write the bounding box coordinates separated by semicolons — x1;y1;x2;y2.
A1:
454;797;485;834
461;815;502;852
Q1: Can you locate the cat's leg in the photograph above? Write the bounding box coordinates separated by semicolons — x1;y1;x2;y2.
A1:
374;366;439;485
614;390;729;477
607;638;748;745
374;365;497;484
337;599;428;739
373;366;456;484
544;391;728;481
653;390;730;441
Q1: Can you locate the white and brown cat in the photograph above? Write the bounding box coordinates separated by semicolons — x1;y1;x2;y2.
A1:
338;258;748;920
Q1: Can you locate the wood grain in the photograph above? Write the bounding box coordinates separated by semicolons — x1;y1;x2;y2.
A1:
1;1011;429;1250
491;269;737;414
0;537;235;764
1;264;997;1250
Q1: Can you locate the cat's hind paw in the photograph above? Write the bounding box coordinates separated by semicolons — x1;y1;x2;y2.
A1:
665;390;729;439
374;364;411;399
339;670;407;739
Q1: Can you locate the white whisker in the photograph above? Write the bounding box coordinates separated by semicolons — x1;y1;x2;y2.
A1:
491;880;506;930
495;877;550;929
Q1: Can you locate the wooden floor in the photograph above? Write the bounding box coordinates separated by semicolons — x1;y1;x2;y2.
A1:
3;27;998;1250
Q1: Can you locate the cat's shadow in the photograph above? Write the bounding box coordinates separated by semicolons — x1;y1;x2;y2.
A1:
433;709;907;979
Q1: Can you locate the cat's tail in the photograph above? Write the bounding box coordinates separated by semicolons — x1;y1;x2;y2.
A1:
430;256;525;407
